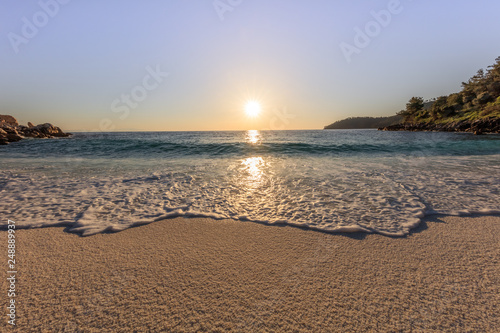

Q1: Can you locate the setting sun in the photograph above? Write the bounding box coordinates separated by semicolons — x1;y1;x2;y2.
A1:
245;100;261;118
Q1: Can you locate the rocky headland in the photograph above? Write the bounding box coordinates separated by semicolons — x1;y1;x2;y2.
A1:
378;57;500;135
0;115;71;145
379;117;500;135
324;57;500;135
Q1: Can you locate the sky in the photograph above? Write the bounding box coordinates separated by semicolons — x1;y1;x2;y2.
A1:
1;0;499;131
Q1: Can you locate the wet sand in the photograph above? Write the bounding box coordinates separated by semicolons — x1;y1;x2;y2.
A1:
2;215;499;332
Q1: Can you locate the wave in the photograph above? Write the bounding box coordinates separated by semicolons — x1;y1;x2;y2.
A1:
1;130;499;237
4;131;500;159
1;154;499;237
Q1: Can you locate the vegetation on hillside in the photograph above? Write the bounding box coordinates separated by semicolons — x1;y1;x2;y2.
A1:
324;115;402;129
397;56;500;124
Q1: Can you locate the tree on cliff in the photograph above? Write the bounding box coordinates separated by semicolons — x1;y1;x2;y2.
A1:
397;97;424;122
429;96;450;120
400;56;500;125
461;57;500;100
329;56;500;131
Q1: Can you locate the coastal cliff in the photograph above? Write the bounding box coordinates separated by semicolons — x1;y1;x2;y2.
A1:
379;117;500;134
0;115;71;145
379;56;500;134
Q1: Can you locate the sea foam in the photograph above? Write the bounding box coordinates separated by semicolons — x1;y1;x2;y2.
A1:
1;151;498;236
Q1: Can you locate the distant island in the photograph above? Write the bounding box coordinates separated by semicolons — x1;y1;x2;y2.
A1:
326;56;500;134
0;115;71;145
324;115;402;129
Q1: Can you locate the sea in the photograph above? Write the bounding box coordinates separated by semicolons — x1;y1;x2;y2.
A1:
1;129;499;236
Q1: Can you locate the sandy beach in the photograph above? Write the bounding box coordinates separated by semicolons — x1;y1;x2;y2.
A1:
2;215;499;332
2;1;500;332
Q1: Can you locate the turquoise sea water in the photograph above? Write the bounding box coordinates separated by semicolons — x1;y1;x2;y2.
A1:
1;130;499;236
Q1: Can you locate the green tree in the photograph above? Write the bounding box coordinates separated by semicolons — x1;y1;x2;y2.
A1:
407;97;424;113
398;97;424;122
447;93;463;106
429;96;448;120
487;56;500;80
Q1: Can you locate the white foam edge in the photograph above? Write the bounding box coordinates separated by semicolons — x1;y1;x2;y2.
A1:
2;207;499;237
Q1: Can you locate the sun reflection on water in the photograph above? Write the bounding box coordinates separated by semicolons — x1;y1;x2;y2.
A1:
246;130;261;144
238;130;268;193
240;156;265;189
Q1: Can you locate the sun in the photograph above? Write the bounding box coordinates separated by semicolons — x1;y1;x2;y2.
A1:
245;100;261;118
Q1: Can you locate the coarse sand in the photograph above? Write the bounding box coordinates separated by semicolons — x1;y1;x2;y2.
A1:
1;215;499;332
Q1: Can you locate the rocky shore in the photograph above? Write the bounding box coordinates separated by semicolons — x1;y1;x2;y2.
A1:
0;115;71;145
379;117;500;135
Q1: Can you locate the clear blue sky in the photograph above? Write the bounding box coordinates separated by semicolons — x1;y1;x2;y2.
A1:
1;0;499;131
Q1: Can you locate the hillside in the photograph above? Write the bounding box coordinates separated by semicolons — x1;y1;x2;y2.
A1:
381;56;500;134
324;115;402;129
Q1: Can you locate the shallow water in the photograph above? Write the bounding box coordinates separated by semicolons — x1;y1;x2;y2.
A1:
1;130;499;236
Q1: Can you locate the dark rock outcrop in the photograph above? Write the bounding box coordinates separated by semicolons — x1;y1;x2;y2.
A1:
0;115;71;145
0;115;19;127
379;117;500;134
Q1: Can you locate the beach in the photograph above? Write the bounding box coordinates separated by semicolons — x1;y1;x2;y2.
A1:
2;1;500;331
3;215;499;332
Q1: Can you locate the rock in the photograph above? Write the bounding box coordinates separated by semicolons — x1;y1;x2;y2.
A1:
6;133;23;142
0;128;8;145
0;115;19;127
0;115;71;144
379;117;500;134
25;123;71;138
1;126;19;135
27;122;34;128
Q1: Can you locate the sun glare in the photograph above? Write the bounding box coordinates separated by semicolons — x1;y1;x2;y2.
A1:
245;100;261;118
246;129;260;144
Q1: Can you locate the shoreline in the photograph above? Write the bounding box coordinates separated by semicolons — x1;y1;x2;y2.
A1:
3;211;499;238
2;215;499;332
378;117;500;134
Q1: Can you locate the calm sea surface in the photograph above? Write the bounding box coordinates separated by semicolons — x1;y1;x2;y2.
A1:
1;130;499;236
